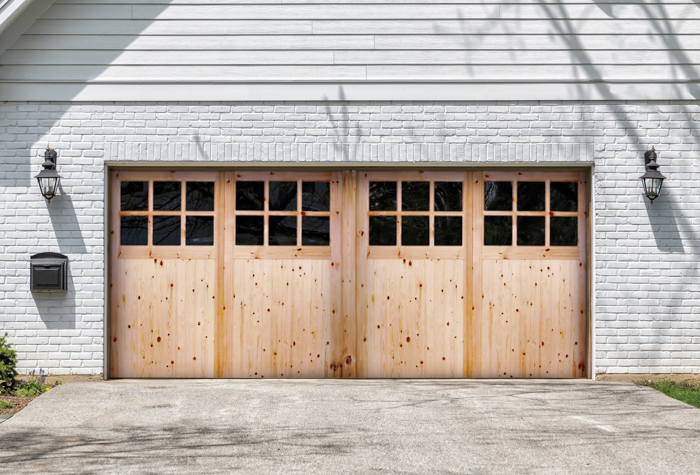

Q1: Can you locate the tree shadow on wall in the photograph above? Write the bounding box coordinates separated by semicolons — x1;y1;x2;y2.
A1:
645;193;685;254
1;1;175;187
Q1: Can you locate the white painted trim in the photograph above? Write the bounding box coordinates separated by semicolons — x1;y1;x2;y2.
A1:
102;163;109;381
0;0;53;56
1;81;699;102
590;164;597;381
104;161;593;170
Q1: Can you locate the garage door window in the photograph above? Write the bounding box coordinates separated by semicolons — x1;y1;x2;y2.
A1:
119;179;215;247
369;179;464;247
484;178;580;248
235;179;331;247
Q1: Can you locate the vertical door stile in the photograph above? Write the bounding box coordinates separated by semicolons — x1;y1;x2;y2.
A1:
215;171;226;378
578;171;588;378
224;171;236;377
356;172;369;378
109;171;121;378
471;172;484;377
339;171;358;377
463;171;474;377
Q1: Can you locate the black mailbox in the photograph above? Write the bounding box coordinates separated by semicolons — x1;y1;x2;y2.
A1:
30;253;68;291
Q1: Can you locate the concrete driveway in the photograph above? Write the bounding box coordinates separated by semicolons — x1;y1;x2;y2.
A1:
1;380;699;474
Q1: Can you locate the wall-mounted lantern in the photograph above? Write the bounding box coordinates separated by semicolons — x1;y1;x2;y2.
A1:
640;147;666;204
35;146;61;202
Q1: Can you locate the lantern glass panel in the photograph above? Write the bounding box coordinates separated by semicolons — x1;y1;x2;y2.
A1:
39;177;58;199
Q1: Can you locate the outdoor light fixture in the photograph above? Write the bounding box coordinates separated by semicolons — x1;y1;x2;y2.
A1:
640;147;666;204
35;146;61;202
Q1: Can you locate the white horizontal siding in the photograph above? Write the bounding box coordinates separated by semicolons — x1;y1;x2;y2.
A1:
1;0;699;100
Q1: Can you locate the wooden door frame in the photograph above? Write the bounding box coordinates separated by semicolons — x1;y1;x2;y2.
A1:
105;165;594;379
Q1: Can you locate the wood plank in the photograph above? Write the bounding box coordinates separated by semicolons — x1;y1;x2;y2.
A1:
233;247;331;260
130;4;500;20
13;49;700;67
367;247;465;260
374;34;700;51
339;171;357;377
222;171;235;378
482;246;579;261
0;65;368;81
366;64;700;81
236;171;333;181
118;246;216;260
356;172;370;377
11;35;376;50
315;19;700;36
117;170;217;182
485;171;582;182
28;19;314;36
578;172;588;378
365;170;463;182
500;3;700;19
463;172;474;378
215;172;225;378
108;170;121;377
321;261;333;378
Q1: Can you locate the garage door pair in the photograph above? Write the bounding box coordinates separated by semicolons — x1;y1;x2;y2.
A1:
110;169;588;379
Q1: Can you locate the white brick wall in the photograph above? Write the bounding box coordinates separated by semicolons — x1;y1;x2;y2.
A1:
1;101;698;376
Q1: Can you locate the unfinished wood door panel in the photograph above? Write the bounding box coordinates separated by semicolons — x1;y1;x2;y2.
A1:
219;171;351;378
362;259;465;377
472;171;587;378
357;171;469;378
110;170;220;378
227;258;334;378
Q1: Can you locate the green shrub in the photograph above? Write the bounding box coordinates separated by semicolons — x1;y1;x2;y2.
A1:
0;333;18;394
0;401;13;409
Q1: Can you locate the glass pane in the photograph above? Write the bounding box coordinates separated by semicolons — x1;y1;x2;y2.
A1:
236;216;263;245
120;216;147;246
484;182;512;211
517;182;545;211
402;216;429;246
550;182;578;212
186;216;214;246
302;182;330;211
302;217;330;246
153;182;181;211
153;216;181;246
236;182;264;211
517;216;545;246
269;182;298;211
186;182;214;211
120;181;148;211
401;182;429;211
551;217;578;246
369;216;396;246
269;216;297;245
484;216;512;246
434;182;463;211
369;182;397;211
435;216;462;246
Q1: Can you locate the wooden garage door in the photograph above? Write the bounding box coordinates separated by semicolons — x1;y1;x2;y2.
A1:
356;171;470;377
109;169;587;378
109;170;221;378
471;171;588;378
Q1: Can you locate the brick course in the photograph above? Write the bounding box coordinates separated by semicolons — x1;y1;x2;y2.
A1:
1;101;698;376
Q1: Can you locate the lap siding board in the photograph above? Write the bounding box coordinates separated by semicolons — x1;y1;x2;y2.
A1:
109;169;587;379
